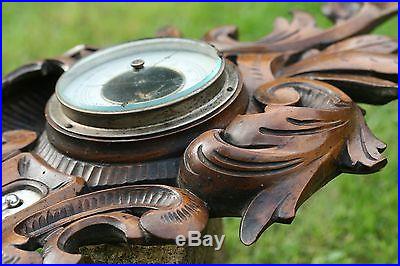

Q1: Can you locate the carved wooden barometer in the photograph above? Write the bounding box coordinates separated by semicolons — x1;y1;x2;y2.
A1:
2;2;398;263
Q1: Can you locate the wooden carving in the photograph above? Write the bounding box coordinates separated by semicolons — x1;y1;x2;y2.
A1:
2;45;97;134
2;2;398;264
236;35;397;113
204;2;397;54
178;77;387;245
204;2;398;112
3;179;208;264
2;130;37;161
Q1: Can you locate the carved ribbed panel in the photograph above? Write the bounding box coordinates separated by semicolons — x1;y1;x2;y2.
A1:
16;186;178;237
2;86;52;133
34;134;180;187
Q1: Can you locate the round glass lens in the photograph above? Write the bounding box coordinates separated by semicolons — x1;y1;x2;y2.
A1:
56;38;223;113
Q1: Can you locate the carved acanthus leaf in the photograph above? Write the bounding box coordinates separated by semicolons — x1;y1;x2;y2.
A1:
3;180;209;264
204;3;398;55
178;78;387;245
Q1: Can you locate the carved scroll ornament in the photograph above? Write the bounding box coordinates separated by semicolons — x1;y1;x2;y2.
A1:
2;2;398;264
2;172;208;263
204;2;397;55
178;77;387;245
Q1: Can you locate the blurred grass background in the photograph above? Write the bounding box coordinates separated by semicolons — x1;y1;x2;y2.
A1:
2;2;398;263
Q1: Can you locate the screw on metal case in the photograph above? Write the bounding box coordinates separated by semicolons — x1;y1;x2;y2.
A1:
131;59;145;71
3;194;23;209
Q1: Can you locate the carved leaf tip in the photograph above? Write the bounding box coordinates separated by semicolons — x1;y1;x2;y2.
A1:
340;109;388;174
156;25;183;38
240;189;295;245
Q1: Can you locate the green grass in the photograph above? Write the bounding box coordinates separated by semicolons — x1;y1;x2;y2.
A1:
3;3;398;263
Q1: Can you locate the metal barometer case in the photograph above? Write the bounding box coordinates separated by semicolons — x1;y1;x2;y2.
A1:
2;2;398;264
46;38;246;162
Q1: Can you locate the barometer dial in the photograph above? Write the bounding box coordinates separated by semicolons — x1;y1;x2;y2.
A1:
45;38;246;162
56;38;223;113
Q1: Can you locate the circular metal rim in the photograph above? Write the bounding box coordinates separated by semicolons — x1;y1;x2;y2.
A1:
55;38;225;115
47;60;240;139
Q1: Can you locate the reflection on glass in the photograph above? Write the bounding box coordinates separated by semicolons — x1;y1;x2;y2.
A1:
102;66;184;105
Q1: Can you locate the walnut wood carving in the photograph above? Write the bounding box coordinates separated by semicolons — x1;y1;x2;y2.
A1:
2;2;398;264
2;130;37;161
204;2;397;55
2;146;207;263
178;78;388;245
3;180;208;264
2;45;97;134
206;2;398;112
